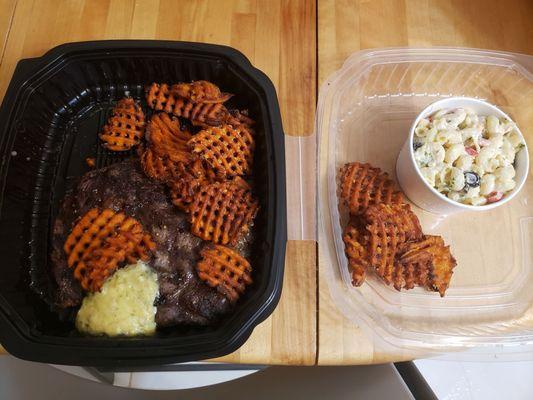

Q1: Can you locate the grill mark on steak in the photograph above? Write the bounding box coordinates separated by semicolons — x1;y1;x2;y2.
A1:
50;159;235;327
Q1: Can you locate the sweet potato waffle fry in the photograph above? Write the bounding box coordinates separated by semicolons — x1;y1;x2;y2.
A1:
389;251;432;291
142;80;258;242
397;235;456;296
127;233;157;264
169;168;249;213
189;181;259;245
168;159;217;211
64;208;155;291
63;208;133;268
188;102;229;128
342;221;370;286
228;176;252;190
339;162;403;216
189;124;255;177
150;112;191;144
225;109;255;130
196;245;252;303
147;113;192;163
140;148;180;182
145;83;179;112
140;113;194;182
86;158;96;168
338;161;456;295
99;98;145;151
174;80;232;104
363;203;423;285
146;83;228;127
74;235;132;292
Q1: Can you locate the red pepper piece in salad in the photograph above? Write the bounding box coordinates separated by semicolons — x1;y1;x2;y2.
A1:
465;146;478;157
487;191;503;203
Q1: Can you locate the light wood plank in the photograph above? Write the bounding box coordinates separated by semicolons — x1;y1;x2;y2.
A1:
0;0;317;365
318;0;533;365
279;0;316;137
0;0;17;66
104;0;135;38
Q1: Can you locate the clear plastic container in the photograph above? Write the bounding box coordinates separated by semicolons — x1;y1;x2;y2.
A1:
317;48;533;357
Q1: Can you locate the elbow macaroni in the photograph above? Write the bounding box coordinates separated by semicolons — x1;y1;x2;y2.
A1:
413;108;525;205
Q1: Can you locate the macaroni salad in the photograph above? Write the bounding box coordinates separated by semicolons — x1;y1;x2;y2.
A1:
413;108;525;206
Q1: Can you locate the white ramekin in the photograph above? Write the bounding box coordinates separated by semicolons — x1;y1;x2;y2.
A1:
396;97;529;215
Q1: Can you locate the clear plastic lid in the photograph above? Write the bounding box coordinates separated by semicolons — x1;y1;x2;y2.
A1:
317;48;533;358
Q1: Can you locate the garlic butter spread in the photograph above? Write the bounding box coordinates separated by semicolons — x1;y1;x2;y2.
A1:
76;261;159;336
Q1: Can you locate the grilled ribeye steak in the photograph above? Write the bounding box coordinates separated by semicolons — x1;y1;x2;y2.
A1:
50;159;233;326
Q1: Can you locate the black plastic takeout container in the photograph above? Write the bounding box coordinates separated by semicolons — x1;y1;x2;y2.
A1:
0;40;287;367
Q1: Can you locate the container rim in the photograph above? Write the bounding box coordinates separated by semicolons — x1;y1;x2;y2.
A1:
319;46;533;98
0;40;287;367
316;46;533;356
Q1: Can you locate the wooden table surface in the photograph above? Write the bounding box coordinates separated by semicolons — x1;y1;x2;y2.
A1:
0;0;531;366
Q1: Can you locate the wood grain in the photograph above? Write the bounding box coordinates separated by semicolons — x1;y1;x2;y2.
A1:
0;1;16;65
0;0;317;365
317;0;533;365
1;0;531;366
